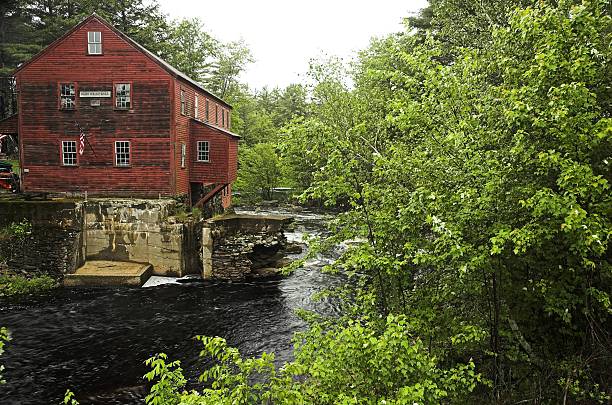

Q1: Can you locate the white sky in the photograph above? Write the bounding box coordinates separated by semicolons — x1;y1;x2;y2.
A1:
157;0;429;90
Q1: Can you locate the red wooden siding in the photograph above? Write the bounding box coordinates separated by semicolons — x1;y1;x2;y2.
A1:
171;77;233;196
16;18;173;196
14;15;237;203
189;120;238;184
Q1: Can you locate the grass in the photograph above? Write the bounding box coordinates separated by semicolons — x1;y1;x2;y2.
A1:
0;274;57;298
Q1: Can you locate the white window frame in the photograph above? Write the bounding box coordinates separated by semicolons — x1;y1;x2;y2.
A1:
115;83;131;109
181;143;186;168
180;90;186;115
115;140;131;167
194;95;199;119
62;140;77;166
197;141;209;162
87;31;102;55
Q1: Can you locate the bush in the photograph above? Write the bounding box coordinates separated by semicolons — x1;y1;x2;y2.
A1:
143;315;482;404
0;274;56;298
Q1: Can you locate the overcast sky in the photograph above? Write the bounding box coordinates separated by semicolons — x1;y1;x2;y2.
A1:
157;0;429;90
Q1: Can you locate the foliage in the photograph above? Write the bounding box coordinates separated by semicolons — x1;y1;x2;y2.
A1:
235;143;283;201
0;327;10;384
206;40;254;98
0;220;31;238
0;275;57;298
162;18;218;83
144;353;187;405
0;220;32;262
63;389;79;405
144;315;481;404
279;0;612;402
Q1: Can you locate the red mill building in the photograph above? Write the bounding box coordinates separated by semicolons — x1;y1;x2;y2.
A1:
11;14;238;207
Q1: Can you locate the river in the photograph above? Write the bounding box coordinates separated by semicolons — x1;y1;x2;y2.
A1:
0;208;340;404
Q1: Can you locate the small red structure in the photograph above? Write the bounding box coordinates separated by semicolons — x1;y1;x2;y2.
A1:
13;14;238;207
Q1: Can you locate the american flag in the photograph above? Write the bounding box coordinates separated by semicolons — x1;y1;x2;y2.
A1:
75;122;85;155
78;129;85;156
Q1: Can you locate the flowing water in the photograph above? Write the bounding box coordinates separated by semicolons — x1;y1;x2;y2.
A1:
0;208;340;404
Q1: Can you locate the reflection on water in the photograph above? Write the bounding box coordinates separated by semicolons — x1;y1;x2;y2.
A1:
0;208;340;404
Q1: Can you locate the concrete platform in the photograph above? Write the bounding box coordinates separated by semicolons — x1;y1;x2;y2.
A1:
64;261;153;287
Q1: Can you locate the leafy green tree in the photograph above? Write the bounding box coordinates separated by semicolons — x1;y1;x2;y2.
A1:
235;143;282;200
206;40;253;98
163;18;218;82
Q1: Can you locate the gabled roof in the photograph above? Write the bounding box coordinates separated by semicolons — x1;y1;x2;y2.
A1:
191;118;241;139
14;13;231;108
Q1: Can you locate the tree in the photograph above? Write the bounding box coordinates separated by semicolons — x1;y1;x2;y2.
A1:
207;39;253;98
0;0;38;117
162;18;218;82
235;143;282;201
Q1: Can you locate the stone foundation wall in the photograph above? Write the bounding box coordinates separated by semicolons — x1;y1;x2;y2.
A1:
207;215;293;280
0;200;85;278
85;199;202;277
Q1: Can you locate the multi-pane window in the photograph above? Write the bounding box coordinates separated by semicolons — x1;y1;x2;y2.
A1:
60;83;76;109
205;99;209;122
194;95;199;119
181;143;186;168
115;141;130;166
180;90;186;115
115;83;131;109
62;141;77;166
197;141;209;162
87;31;102;54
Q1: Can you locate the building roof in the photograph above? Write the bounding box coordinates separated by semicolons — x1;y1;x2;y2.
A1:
13;13;231;108
191;118;241;139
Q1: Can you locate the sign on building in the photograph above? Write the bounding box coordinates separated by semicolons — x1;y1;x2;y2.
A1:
80;90;111;98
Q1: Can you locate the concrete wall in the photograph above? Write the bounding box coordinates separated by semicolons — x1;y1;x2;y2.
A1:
84;199;201;277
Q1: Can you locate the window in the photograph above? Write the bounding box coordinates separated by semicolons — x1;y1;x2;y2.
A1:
226;111;230;128
60;83;76;109
222;108;225;127
87;31;102;54
181;143;186;168
194;95;199;119
215;104;218;124
62;141;77;166
197;141;209;162
115;141;130;166
205;99;209;122
114;83;131;109
180;89;186;115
